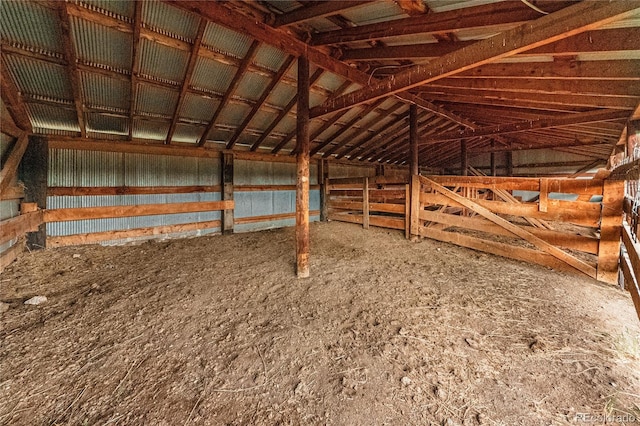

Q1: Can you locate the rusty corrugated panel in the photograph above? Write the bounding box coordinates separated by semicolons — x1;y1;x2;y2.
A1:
86;113;128;136
191;57;236;94
235;71;271;101
202;22;253;58
180;93;219;122
0;1;64;53
27;103;79;132
138;38;189;84
71;15;132;71
135;84;179;117
142;1;199;42
3;54;73;100
81;71;129;111
76;0;135;20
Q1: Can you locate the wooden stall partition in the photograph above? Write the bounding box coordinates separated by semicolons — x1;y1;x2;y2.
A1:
327;176;407;231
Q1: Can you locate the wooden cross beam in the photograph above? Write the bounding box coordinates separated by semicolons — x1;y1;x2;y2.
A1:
166;19;207;144
309;1;640;117
0;133;29;195
0;56;32;133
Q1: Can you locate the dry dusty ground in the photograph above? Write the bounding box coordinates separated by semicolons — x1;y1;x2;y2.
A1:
1;221;639;426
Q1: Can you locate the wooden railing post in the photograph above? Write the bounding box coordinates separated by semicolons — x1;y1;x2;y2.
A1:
221;152;234;235
597;179;624;284
363;177;369;229
319;159;329;221
409;174;421;240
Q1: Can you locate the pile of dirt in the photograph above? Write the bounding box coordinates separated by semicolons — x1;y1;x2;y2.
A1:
1;222;639;425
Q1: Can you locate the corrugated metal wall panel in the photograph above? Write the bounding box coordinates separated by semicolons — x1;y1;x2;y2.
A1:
0;1;64;53
71;16;132;71
329;163;376;178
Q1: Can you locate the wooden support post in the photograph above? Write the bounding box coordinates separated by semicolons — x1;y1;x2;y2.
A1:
405;184;410;239
319;159;329;221
409;174;421;241
506;151;513;177
410;104;419;176
296;57;311;278
363;177;370;229
539;178;549;213
0;133;29;195
19;136;48;250
597;179;624;284
461;140;468;176
221;152;234;235
376;164;385;177
490;140;497;177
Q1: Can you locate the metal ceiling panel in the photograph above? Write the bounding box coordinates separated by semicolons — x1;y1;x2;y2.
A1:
133;118;169;140
81;71;129;110
135;84;179;117
71;16;132;71
253;44;288;72
266;82;296;108
202;22;253;58
191;57;237;94
3;55;73;100
248;110;278;132
216;103;252;127
77;0;135;20
180;93;220;122
339;2;405;26
0;1;64;53
142;1;200;42
86;112;128;136
138;38;189;84
235;72;272;101
27;103;79;132
172;123;206;144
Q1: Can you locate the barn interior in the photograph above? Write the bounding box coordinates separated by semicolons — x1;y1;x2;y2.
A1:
1;0;640;424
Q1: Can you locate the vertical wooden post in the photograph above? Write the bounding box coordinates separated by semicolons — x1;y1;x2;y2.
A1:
405;184;410;239
409;174;421;241
460;140;468;176
490;140;496;176
376;164;385;177
319;159;329;221
221;152;234;235
597;179;624;284
363;177;369;229
506;151;513;177
409;104;419;176
296;57;310;278
539;178;549;213
19;136;48;249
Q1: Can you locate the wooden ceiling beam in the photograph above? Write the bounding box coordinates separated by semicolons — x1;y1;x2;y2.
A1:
250;68;324;152
311;1;573;45
340;27;640;61
421;109;630;145
166;19;207;144
57;2;86;137
199;40;260;147
129;1;142;139
273;1;372;27
227;56;296;149
310;1;640;117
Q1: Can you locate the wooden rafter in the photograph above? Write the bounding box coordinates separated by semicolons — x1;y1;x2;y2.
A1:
251;68;324;152
349;112;412;160
0;132;28;195
57;2;86;137
422;110;631;144
340;27;640;61
129;1;142;139
166;18;207;144
311;1;573;45
227;55;296;149
273;1;372;27
310;1;640;118
198;40;260;147
0;60;31;134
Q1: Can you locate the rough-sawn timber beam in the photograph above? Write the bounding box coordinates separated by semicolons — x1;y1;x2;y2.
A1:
310;1;640;117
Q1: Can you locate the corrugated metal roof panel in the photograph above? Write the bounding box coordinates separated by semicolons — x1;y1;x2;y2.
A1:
139;38;189;84
191;57;236;94
77;0;135;20
309;91;327;109
33;127;78;137
248;110;278;132
302;18;342;32
0;1;64;53
135;84;179;117
272;114;296;136
235;72;271;101
133;119;169;140
339;2;405;26
3;54;73;100
142;1;199;42
425;0;505;13
86;113;128;135
253;44;288;72
266;82;296;108
315;73;347;92
81;71;129;110
27;103;79;132
172;124;205;144
217;104;251;127
202;22;253;58
71;16;132;71
264;1;301;14
205;128;232;143
180;93;219;122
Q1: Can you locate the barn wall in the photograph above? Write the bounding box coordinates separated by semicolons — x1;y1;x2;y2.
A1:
0;132;20;256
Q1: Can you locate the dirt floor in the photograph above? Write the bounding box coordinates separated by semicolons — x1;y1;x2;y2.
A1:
1;221;639;425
